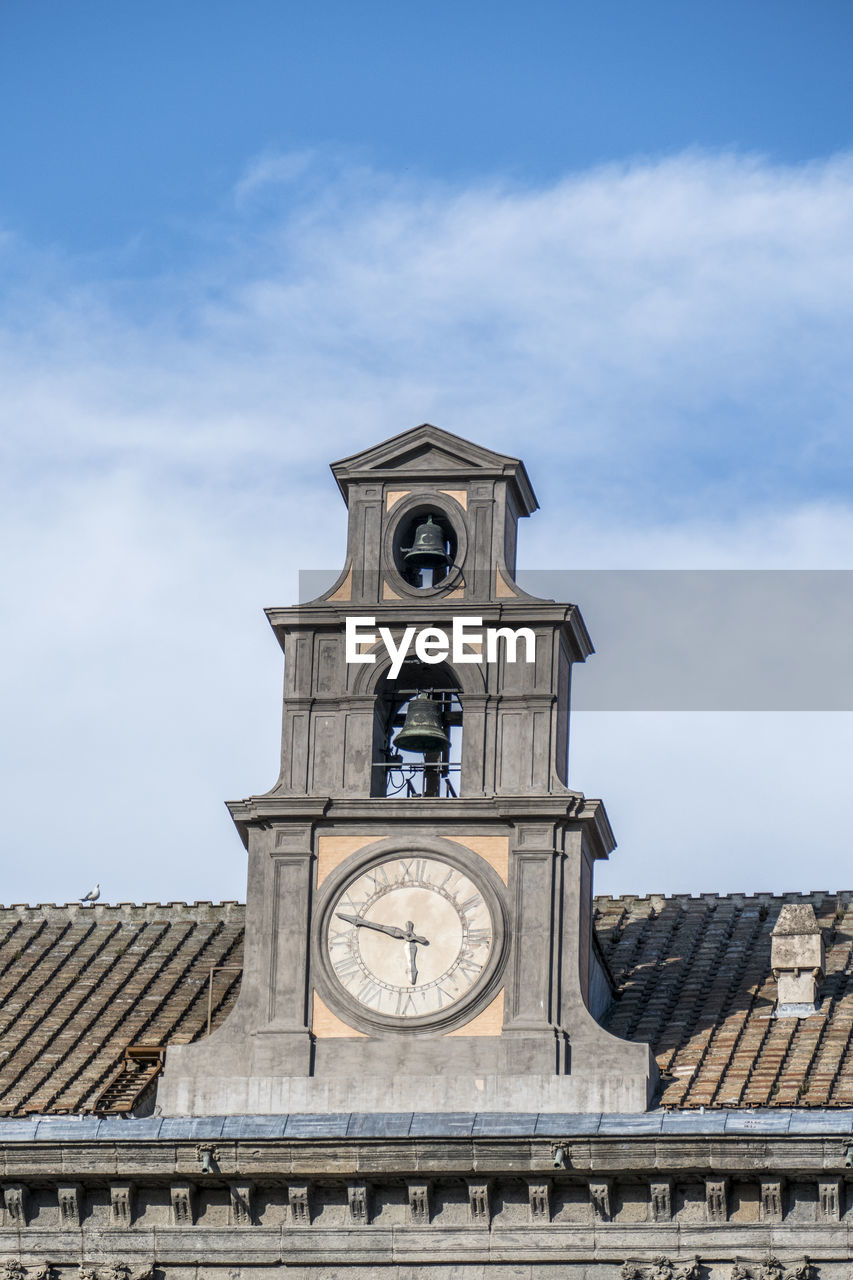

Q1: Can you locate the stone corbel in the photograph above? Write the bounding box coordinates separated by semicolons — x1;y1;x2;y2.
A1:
408;1181;431;1225
3;1186;28;1227
347;1182;370;1224
229;1182;254;1227
467;1180;491;1226
528;1179;551;1223
109;1186;133;1228
650;1179;673;1222
170;1183;195;1226
760;1179;784;1222
589;1178;612;1222
57;1184;83;1228
817;1179;841;1222
705;1178;728;1223
288;1184;311;1225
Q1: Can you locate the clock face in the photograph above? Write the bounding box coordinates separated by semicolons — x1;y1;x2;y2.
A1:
326;855;493;1019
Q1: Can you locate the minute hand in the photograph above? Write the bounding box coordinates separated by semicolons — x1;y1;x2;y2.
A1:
336;911;429;945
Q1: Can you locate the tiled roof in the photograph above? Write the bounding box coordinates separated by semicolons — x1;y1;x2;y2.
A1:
596;890;853;1109
0;901;243;1117
0;891;851;1116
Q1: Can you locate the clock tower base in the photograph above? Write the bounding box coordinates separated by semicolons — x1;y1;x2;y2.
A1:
156;1056;656;1117
157;800;657;1117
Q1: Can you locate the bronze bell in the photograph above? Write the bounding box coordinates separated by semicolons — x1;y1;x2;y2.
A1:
393;693;451;755
402;515;450;571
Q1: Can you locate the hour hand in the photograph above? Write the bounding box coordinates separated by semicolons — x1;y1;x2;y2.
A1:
336;911;409;940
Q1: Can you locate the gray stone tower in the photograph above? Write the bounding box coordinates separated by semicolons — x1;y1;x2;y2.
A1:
157;425;656;1115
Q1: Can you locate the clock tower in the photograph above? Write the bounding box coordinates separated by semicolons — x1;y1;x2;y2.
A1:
157;425;657;1115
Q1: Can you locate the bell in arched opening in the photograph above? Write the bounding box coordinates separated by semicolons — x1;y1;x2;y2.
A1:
372;662;462;799
392;692;451;756
401;514;451;577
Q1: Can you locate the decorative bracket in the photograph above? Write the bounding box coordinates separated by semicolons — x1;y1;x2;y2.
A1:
650;1179;672;1222
109;1185;133;1228
3;1186;28;1227
589;1178;612;1222
705;1177;728;1223
57;1184;83;1229
467;1180;491;1226
229;1182;253;1227
347;1182;370;1224
528;1180;551;1223
760;1179;784;1223
170;1183;195;1226
408;1181;431;1225
288;1184;311;1225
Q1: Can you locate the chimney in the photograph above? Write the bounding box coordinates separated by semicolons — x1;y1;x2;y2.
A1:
771;903;825;1017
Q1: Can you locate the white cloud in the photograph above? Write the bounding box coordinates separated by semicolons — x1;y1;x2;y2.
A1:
233;150;317;206
2;149;853;903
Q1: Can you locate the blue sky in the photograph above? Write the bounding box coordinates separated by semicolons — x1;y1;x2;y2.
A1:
3;1;853;260
2;2;853;904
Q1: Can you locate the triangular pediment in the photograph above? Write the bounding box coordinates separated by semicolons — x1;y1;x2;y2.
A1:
331;424;537;512
381;442;474;472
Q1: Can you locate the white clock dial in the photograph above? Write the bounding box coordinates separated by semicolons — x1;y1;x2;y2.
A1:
326;856;493;1019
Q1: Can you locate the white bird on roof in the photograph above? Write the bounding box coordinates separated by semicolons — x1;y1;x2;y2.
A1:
80;883;100;903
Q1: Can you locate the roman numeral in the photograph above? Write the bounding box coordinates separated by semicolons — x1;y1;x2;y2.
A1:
397;858;430;884
467;928;491;947
458;893;483;915
365;864;390;890
395;991;418;1016
333;954;360;979
357;979;382;1008
342;893;368;915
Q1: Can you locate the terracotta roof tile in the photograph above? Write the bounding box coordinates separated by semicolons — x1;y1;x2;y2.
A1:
0;903;243;1116
595;890;853;1109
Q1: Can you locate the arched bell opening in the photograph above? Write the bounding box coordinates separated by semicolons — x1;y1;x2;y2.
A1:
371;661;463;798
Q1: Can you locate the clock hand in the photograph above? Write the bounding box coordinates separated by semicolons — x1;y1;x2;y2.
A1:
336;911;429;946
404;920;431;985
336;911;407;939
335;911;429;945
